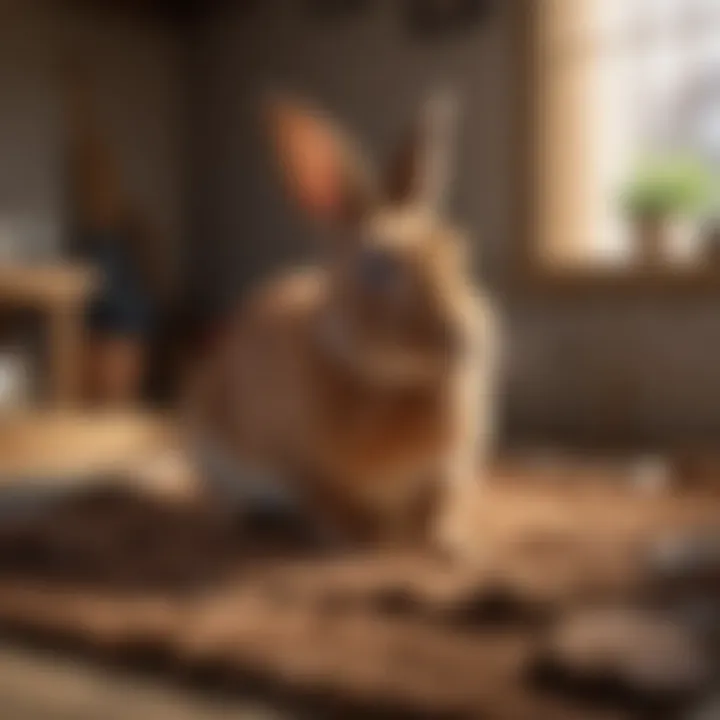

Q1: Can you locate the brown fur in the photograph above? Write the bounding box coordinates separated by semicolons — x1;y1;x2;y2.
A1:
187;94;499;559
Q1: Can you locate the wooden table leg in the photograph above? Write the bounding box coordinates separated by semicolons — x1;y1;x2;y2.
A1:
48;304;83;407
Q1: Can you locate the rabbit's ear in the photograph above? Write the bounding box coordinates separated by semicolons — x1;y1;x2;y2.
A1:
266;95;375;225
385;90;459;213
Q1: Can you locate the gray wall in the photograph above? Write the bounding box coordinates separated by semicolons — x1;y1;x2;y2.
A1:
187;0;513;301
187;0;720;449
0;0;185;285
7;0;715;446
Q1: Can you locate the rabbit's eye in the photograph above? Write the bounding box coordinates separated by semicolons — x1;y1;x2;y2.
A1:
356;248;403;294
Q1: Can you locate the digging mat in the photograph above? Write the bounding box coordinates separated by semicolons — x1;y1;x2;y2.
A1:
0;471;718;720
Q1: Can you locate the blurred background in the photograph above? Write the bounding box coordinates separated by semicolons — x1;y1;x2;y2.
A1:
1;0;720;447
0;0;719;718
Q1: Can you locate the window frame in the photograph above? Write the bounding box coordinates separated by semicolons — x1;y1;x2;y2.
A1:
513;0;720;296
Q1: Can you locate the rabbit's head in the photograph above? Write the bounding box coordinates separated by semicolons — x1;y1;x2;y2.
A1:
268;92;477;384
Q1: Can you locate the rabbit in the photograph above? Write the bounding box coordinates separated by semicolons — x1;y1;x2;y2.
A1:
185;90;500;561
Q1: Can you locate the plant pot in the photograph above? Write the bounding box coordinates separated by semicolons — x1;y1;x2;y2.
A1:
702;222;720;265
633;214;671;268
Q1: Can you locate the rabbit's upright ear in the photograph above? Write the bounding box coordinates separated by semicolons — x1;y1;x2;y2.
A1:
385;90;459;213
266;96;375;226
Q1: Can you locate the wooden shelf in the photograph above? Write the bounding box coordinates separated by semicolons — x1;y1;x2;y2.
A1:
0;263;99;309
517;265;720;296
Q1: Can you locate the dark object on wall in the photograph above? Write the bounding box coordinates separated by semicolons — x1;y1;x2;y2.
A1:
406;0;493;39
306;0;371;19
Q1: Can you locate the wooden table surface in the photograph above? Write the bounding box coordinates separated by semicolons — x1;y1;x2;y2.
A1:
0;410;175;484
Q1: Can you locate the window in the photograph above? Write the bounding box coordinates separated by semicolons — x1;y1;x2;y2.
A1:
530;0;720;274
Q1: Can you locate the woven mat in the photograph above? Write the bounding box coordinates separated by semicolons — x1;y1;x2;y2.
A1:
0;473;717;719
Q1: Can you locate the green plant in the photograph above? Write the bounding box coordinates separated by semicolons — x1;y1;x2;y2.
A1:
619;155;716;219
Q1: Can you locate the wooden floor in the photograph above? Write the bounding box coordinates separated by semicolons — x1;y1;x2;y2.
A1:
0;410;266;720
0;645;284;720
0;412;717;719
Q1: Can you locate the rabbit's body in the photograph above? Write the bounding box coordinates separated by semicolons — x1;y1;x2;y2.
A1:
194;263;494;542
188;94;499;557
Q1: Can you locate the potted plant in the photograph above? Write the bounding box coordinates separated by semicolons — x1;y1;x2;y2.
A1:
619;156;713;267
